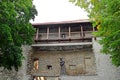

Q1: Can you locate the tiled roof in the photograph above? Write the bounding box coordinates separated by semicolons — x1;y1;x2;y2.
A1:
32;19;90;26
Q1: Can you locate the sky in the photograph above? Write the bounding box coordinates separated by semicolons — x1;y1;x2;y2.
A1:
31;0;89;23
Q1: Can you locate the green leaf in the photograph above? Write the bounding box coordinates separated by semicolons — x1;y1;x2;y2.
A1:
70;0;120;67
0;0;37;71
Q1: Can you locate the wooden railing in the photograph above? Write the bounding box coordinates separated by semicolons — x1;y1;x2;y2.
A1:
34;31;93;41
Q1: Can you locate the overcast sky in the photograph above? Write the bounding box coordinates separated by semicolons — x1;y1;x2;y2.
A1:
31;0;89;23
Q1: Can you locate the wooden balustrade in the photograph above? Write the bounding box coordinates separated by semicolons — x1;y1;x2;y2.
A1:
34;25;93;42
34;31;92;41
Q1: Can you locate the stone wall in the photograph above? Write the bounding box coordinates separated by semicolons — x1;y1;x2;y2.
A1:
60;38;120;80
0;38;120;80
0;45;31;80
31;46;96;77
93;38;120;80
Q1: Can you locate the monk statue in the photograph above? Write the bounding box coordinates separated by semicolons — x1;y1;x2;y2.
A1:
60;58;66;75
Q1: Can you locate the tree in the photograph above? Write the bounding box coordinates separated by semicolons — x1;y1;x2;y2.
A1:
70;0;120;66
0;0;37;71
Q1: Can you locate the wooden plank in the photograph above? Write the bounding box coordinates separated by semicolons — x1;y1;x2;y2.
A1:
34;38;92;42
32;42;92;47
81;26;84;37
35;28;39;40
58;26;60;39
47;27;49;39
69;26;71;39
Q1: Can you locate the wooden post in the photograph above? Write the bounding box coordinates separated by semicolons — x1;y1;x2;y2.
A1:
81;26;84;37
58;26;60;39
35;28;39;40
47;27;49;39
69;26;71;39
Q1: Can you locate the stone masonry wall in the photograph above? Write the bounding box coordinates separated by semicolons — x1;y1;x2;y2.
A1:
31;49;96;77
60;38;120;80
0;45;31;80
0;38;120;80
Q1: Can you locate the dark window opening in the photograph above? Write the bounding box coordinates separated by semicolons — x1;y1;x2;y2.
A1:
47;65;52;70
33;58;39;70
61;33;66;39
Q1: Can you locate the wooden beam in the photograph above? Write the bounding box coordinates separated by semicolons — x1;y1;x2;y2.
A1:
32;42;92;47
81;26;84;37
34;38;92;42
58;26;60;39
69;26;71;39
47;27;49;39
35;28;39;40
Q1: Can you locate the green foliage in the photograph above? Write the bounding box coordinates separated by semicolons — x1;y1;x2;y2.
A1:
70;0;120;66
0;0;37;71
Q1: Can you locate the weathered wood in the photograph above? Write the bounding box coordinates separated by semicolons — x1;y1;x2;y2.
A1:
32;42;92;47
35;28;39;40
69;26;71;39
81;26;84;37
58;26;60;39
47;27;49;39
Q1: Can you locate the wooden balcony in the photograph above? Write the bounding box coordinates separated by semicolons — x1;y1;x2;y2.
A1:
34;31;93;43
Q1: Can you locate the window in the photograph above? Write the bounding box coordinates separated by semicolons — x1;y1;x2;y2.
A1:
61;33;66;39
47;65;52;70
33;58;39;70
